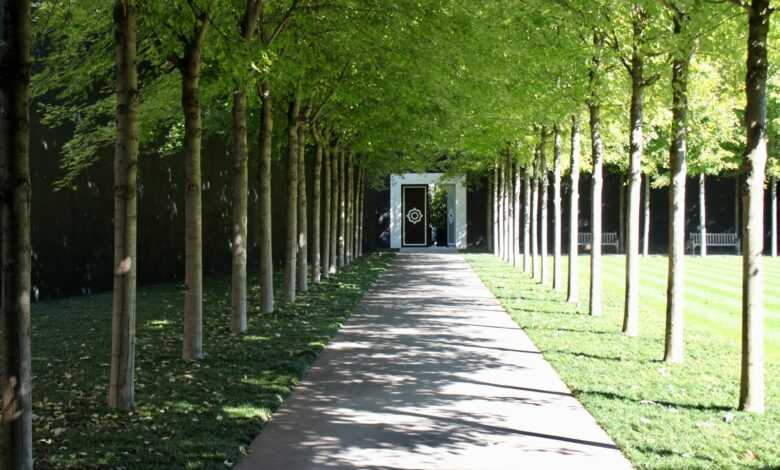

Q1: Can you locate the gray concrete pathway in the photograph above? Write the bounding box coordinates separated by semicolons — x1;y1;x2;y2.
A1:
237;253;632;470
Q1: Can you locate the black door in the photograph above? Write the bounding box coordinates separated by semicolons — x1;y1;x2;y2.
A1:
403;185;427;246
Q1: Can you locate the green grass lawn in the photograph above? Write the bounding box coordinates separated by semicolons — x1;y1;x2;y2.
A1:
32;252;394;469
466;253;780;469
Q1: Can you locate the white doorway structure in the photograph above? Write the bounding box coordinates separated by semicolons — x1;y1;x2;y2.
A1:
390;173;467;249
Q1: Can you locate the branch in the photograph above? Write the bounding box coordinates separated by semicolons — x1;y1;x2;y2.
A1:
265;0;300;47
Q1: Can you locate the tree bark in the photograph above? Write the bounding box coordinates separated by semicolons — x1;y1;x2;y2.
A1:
643;173;650;256
553;125;563;291
568;116;581;304
540;133;549;286
283;97;300;303
664;11;690;364
181;20;208;361
589;33;605;317
0;0;34;465
258;82;274;313
109;0;139;410
523;172;531;273
772;177;777;258
739;0;769;413
311;127;323;283
296;114;308;292
623;49;645;338
321;134;331;278
338;150;346;267
699;173;707;256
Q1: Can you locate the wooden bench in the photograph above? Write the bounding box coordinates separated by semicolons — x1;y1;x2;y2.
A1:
689;232;740;254
577;232;619;252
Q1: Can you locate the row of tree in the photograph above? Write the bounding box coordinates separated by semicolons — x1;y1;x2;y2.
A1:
483;0;773;419
3;0;780;467
4;0;426;466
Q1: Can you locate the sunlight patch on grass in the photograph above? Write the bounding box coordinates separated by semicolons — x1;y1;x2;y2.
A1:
466;253;780;469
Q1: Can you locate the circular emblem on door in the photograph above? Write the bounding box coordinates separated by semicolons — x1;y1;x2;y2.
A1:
406;208;423;224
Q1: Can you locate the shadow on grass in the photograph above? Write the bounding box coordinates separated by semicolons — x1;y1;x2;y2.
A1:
32;252;395;469
574;389;733;413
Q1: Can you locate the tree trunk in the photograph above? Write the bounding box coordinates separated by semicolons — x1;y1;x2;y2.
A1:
493;163;500;256
523;171;531;273
486;177;493;252
230;90;248;333
735;173;741;233
699;173;707;256
329;147;339;274
311;127;323;283
507;155;515;265
296;118;308;292
643;173;650;256
357;167;364;257
338;150;346;267
623;51;645;338
553;125;563;291
772;177;777;258
229;0;262;333
0;0;34;465
345;154;354;263
739;0;769;413
499;157;506;260
355;167;363;257
531;149;540;279
514;160;522;268
321;135;331;278
589;34;605;317
664;11;690;364
540;135;549;286
619;175;626;254
181;22;208;361
283;97;300;303
258;82;274;313
109;0;139;410
568;116;581;304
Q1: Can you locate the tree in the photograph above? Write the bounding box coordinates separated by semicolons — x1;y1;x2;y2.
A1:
258;82;275;313
738;0;771;414
297;107;309;292
230;0;262;334
283;96;300;303
0;0;34;465
320;129;332;278
552;124;563;291
523;169;531;273
568;115;582;304
109;0;139;410
540;129;550;285
664;5;692;364
312;125;324;283
589;31;606;317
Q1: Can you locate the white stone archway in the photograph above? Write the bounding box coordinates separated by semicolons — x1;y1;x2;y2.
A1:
390;173;467;249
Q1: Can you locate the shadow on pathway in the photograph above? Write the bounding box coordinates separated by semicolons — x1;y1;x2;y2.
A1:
237;253;632;470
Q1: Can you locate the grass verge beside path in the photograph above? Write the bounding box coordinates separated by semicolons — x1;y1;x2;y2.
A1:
34;252;394;469
466;253;779;469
